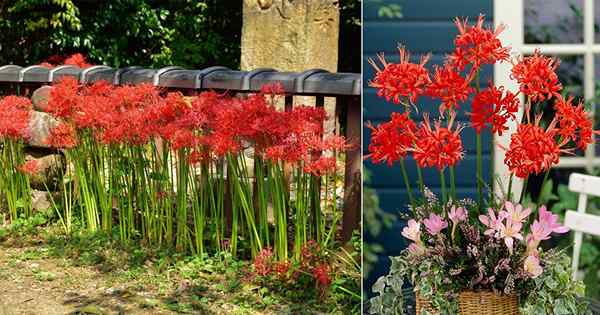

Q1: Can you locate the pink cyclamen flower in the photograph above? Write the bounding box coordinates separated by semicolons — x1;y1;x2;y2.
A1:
448;205;468;224
538;206;569;234
401;219;421;242
423;213;448;235
498;219;523;254
500;201;531;224
524;255;543;278
479;208;502;237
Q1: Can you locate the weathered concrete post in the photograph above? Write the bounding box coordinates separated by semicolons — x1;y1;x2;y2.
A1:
241;0;340;72
241;0;350;242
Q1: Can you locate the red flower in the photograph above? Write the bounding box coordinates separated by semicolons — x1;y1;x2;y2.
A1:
254;247;274;277
469;85;520;135
511;50;562;103
504;116;568;178
46;123;78;149
368;46;431;105
448;14;510;71
427;64;474;113
0;96;32;141
554;95;597;150
366;112;416;166
46;77;80;119
300;240;321;268
413;113;465;170
63;53;92;68
304;156;336;176
17;160;39;176
312;263;332;288
274;261;291;280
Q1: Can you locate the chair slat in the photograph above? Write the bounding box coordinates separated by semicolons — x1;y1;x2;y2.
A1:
568;173;600;196
565;211;600;237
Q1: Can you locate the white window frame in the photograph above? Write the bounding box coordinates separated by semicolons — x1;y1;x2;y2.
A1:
494;0;597;196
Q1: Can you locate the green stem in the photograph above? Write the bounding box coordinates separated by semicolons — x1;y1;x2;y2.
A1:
476;132;483;210
440;168;447;204
399;159;415;210
449;166;456;201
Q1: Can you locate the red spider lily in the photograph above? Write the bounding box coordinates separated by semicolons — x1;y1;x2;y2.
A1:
94;84;163;145
46;122;78;149
469;85;520;135
511;50;562;103
274;261;291;280
448;14;510;71
39;53;92;69
46;77;80;119
0;96;32;141
304;156;337;176
368;46;432;105
554;95;598;150
312;263;332;288
366;112;416;166
17;160;40;176
412;113;465;170
427;64;474;113
254;247;274;277
504;116;570;178
300;240;321;268
63;53;92;68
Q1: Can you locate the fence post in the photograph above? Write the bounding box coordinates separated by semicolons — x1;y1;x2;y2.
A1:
341;96;361;242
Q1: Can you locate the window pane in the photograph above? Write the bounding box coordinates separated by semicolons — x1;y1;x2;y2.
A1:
525;0;584;44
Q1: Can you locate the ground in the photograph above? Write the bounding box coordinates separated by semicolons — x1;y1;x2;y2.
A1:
0;218;356;315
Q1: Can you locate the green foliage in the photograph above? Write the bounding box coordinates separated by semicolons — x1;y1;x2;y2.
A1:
521;251;591;315
0;0;242;68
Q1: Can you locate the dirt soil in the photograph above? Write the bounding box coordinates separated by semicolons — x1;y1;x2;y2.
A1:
0;244;174;315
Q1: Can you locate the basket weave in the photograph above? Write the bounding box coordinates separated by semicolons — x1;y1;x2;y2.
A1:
415;290;520;315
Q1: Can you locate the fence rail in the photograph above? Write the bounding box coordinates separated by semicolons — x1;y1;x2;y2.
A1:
0;64;362;242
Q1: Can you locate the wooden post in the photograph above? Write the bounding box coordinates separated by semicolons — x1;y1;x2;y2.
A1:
341;96;361;242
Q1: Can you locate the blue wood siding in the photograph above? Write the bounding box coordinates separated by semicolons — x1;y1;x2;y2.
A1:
363;0;494;296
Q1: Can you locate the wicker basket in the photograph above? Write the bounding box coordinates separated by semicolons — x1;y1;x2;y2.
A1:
415;290;520;315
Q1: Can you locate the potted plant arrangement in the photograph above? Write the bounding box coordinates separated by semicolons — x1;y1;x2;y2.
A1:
367;15;593;314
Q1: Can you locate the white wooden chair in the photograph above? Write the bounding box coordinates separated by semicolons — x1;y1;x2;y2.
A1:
564;173;600;280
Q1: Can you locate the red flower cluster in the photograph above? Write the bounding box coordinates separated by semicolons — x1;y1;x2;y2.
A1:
46;122;78;149
43;79;346;176
17;160;39;176
504;117;567;178
368;46;431;105
511;50;562;103
253;240;333;295
367;112;416;166
554;96;597;150
40;53;93;69
449;15;510;71
469;85;519;135
368;112;465;170
0;96;32;141
254;247;275;277
312;263;332;288
427;64;474;113
413;114;465;170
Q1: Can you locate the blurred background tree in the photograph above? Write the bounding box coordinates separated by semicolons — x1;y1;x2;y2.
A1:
0;0;359;71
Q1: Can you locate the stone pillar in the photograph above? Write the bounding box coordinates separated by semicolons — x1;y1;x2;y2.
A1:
241;0;340;72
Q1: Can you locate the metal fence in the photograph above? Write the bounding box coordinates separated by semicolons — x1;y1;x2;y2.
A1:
0;65;361;242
